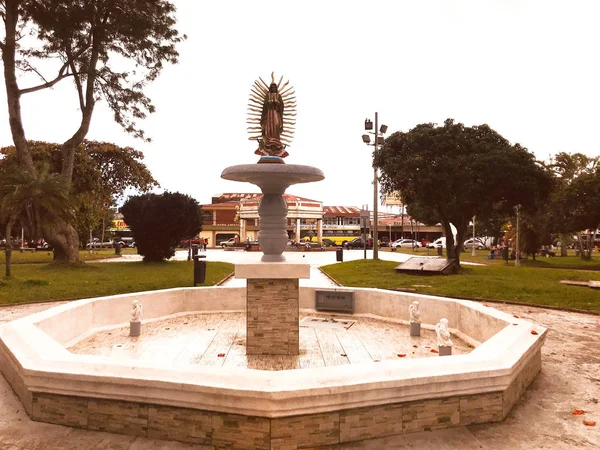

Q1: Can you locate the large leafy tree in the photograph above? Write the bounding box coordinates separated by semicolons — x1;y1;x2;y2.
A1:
0;0;183;262
0;164;72;275
552;169;600;259
0;140;158;254
120;192;202;262
547;152;600;259
374;119;553;268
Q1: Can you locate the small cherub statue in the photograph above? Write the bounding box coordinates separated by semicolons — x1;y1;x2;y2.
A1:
409;300;421;324
435;318;453;347
131;300;143;323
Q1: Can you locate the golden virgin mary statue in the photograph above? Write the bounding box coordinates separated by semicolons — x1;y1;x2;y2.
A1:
247;73;296;160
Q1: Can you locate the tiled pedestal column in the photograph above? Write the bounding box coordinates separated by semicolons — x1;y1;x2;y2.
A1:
236;262;310;355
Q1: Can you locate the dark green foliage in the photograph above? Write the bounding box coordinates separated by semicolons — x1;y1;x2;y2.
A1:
374;119;553;266
121;192;202;262
0;141;158;244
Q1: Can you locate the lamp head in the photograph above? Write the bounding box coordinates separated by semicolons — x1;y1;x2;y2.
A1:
362;134;371;144
364;119;373;131
379;124;388;133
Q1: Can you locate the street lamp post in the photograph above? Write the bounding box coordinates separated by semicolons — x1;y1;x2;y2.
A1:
362;113;387;260
471;215;477;257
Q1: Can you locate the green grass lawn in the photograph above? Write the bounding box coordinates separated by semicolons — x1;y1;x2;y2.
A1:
381;247;600;270
0;248;139;265
0;261;234;305
321;259;600;311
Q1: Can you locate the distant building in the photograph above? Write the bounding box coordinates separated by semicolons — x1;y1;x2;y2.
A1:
200;193;444;247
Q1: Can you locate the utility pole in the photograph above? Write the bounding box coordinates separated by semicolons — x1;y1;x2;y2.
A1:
373;113;379;260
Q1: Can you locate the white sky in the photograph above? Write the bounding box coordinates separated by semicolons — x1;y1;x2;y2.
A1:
1;0;599;209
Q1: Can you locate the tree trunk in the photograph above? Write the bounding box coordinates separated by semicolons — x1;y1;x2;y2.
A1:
42;219;80;263
4;217;16;277
442;221;461;270
560;232;568;257
2;0;35;172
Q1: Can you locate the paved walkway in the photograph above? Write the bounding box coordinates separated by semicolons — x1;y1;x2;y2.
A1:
0;251;598;449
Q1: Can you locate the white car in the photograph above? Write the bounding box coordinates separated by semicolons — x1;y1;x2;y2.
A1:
463;238;486;250
391;239;422;248
426;237;446;248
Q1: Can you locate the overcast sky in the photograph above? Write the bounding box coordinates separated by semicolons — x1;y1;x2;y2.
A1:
1;0;599;210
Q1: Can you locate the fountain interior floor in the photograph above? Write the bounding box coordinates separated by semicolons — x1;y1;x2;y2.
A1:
68;312;473;371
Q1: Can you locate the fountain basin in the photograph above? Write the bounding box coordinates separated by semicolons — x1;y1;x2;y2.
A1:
0;287;545;449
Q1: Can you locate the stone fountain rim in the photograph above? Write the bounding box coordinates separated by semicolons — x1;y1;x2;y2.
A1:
0;286;546;418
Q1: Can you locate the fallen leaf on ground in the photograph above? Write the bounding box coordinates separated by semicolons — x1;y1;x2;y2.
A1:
430;349;439;353
340;353;347;357
572;409;585;415
413;345;418;348
531;330;539;335
217;353;225;357
513;314;520;318
483;304;490;307
374;359;380;362
583;420;596;426
398;354;406;357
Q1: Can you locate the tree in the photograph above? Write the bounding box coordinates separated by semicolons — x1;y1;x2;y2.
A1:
374;119;553;268
0;0;183;262
0;165;72;274
547;153;600;259
0;141;158;247
120;192;202;262
553;170;600;259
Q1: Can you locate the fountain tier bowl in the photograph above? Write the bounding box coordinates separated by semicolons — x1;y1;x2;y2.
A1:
0;286;545;448
221;163;325;193
221;164;324;262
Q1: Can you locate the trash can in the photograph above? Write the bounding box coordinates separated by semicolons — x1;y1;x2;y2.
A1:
437;246;443;256
193;254;206;286
336;248;343;262
114;242;122;256
191;244;199;257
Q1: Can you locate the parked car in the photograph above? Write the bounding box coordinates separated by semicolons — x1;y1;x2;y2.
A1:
391;239;422;249
180;238;202;247
114;237;135;248
463;238;486;250
321;238;337;247
86;238;113;249
344;237;373;249
221;237;239;248
426;237;446;249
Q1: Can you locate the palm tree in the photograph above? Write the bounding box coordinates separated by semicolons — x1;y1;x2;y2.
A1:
0;165;72;276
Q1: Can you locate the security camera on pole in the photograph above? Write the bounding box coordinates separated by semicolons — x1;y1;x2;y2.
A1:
362;113;387;260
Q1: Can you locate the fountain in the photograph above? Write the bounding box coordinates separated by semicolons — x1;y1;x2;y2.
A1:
221;73;323;356
0;73;547;449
